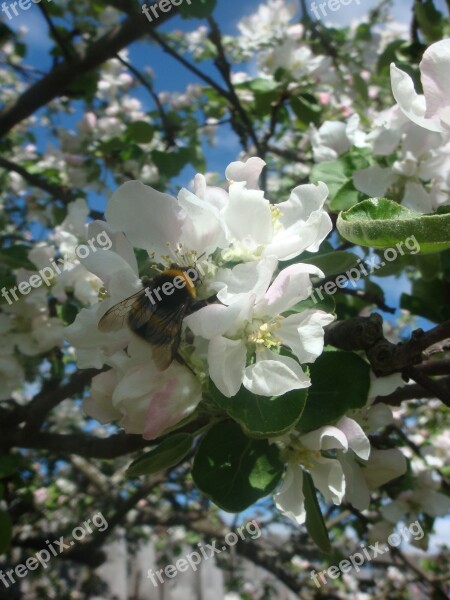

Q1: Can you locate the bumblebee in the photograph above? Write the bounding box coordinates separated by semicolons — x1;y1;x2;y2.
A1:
98;265;205;371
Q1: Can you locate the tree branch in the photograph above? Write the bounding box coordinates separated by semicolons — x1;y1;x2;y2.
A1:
0;10;178;138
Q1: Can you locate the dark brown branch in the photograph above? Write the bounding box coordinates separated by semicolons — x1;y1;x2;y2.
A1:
22;369;102;436
0;156;75;204
325;315;450;379
1;431;149;458
0;156;104;219
207;16;261;153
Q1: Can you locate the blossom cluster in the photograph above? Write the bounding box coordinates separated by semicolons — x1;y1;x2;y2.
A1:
66;158;334;441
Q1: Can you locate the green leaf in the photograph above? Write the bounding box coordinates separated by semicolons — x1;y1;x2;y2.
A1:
298;352;370;432
126;122;154;144
291;294;336;315
0;455;22;480
311;154;368;211
0;510;12;554
211;383;307;438
179;0;216;19
291;95;322;127
415;0;444;42
337;198;450;254
127;434;193;477
303;471;331;554
302;251;359;277
152;148;191;178
401;279;450;323
192;422;284;512
0;246;35;270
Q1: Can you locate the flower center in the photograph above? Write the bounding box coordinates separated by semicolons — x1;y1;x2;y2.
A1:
246;317;283;350
270;205;284;232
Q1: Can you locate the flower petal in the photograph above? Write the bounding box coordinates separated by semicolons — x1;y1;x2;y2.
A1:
390;63;444;132
208;337;247;397
105;181;184;257
225;157;266;189
274;463;306;525
243;350;310;396
277;309;335;363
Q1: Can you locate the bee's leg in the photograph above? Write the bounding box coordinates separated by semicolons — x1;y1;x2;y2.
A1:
186;294;218;315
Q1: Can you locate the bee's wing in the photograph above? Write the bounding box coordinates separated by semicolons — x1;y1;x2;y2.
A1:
98;289;152;332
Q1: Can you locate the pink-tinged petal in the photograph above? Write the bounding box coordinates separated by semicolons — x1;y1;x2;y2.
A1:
243;351;310;396
274;463;306;525
208;337;247;397
336;416;370;460
114;362;202;439
257;263;323;317
420;39;450;123
225;157;266;189
105;181;184;257
142;378;179;440
390;64;444;132
277;310;335;364
84;371;122;423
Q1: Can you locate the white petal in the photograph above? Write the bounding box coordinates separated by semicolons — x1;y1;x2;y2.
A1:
310;456;345;505
243;351;310;396
390;63;444;132
212;258;278;305
225;157;266;189
420;39;450;126
301;425;348;452
257;263;324;317
363;449;407;489
277;310;335;363
222;182;273;245
105;181;184;257
353;165;393;197
274;464;306;525
84;371;122;423
336;416;371;460
339;453;370;511
178;187;227;255
185;295;254;339
208;337;247;397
